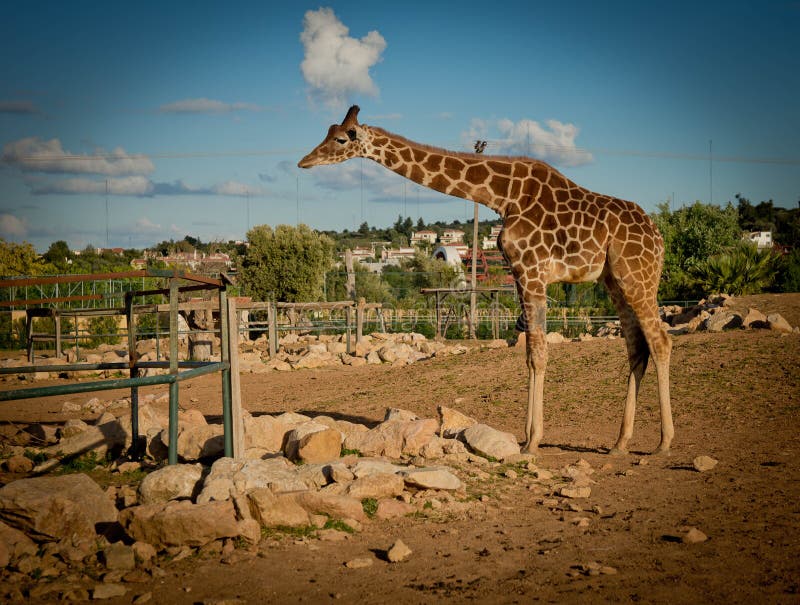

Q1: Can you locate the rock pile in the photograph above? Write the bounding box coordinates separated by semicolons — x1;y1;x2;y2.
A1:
0;331;480;382
2;404;607;601
660;294;798;335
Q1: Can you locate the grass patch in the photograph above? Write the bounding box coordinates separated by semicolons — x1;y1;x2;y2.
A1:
323;519;355;533
341;447;362;457
361;497;378;518
57;451;107;474
24;449;48;465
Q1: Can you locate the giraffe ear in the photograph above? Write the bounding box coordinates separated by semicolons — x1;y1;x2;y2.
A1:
346;128;357;141
342;105;360;127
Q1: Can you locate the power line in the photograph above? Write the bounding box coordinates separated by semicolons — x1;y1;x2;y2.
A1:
13;145;800;166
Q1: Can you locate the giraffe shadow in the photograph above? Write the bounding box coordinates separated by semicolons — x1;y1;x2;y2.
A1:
540;443;650;457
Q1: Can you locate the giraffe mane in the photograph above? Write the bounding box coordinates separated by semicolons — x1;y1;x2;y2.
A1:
367;125;560;170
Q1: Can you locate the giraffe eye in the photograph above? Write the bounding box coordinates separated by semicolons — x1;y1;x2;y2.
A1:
334;137;347;144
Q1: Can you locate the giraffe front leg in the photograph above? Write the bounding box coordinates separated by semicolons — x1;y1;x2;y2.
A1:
521;297;548;454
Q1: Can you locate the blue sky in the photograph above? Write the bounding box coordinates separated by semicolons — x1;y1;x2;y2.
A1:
0;1;798;252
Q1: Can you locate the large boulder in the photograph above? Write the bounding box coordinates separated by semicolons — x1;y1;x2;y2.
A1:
284;423;342;463
346;473;405;499
120;500;239;548
438;406;477;438
196;457;313;503
462;424;521;461
402;467;463;491
705;310;743;332
343;419;438;458
247;489;311;527
0;474;118;542
138;464;204;504
767;313;794;333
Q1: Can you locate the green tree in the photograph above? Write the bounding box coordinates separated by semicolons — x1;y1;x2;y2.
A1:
652;201;741;299
692;242;781;295
0;239;48;276
238;224;334;302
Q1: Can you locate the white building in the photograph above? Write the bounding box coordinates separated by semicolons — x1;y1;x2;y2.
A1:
410;230;437;246
440;229;465;245
382;247;416;261
482;225;503;250
743;231;773;250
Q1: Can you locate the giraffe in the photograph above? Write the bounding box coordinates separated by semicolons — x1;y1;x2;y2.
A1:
299;105;674;455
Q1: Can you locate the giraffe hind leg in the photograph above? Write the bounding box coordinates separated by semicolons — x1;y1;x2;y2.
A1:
605;270;674;454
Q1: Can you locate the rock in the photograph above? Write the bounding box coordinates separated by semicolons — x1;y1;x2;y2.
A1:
175;423;224;461
294;491;366;522
92;583;127;599
545;332;565;344
138;464;204;504
45;417;127;459
345;557;373;569
242;413;288;451
0;520;37;564
343;419;437;458
326;462;355;484
560;486;591;499
682;527;708;544
402;468;463;491
4;455;33;473
705;311;743;332
60;419;90;439
387;539;412;563
375;499;415;520
742;307;769;329
366;351;382;365
347;473;405;500
462;424;521;460
350;459;406;478
384;408;419;422
131;541;157;564
692;455;718;472
285;424;342;464
437;406;477;438
197;457;318;503
61;401;82;413
247;489;311;527
120;500;240;548
26;424;59;444
767;313;794;334
101;542;135;571
0;474;118;542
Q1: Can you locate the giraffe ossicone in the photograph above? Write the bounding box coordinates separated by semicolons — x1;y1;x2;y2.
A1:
299;106;674;455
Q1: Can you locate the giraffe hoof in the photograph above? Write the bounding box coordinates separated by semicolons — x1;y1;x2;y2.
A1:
521;443;538;455
608;447;628;457
652;445;671;456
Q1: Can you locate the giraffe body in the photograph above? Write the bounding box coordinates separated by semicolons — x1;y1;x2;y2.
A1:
299;106;673;454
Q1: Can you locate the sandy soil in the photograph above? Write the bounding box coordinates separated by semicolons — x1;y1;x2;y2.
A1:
1;294;799;604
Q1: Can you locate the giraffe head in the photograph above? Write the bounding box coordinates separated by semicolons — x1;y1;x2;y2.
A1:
298;105;367;168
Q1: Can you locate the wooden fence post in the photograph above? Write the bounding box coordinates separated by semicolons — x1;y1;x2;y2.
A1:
226;297;245;459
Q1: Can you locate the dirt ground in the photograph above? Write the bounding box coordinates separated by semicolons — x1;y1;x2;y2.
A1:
2;294;800;604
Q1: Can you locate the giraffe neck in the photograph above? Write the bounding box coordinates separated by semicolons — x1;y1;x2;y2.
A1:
362;125;511;215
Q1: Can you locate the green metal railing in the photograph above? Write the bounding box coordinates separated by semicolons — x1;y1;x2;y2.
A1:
0;269;238;465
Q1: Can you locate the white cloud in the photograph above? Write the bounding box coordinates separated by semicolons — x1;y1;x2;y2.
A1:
300;7;386;110
2;137;154;175
159;98;265;114
494;118;593;167
212;181;264;196
30;175;154;196
132;217;163;233
0;213;28;238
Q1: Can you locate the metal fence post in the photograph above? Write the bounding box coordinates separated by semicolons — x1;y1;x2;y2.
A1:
226;297;244;459
168;277;179;465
